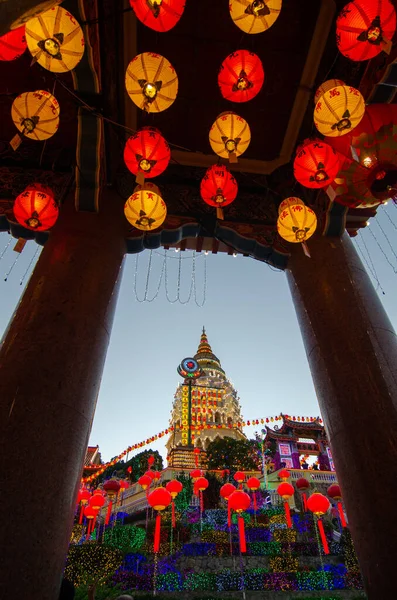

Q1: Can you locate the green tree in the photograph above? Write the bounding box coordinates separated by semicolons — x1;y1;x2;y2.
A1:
206;437;260;472
97;449;163;484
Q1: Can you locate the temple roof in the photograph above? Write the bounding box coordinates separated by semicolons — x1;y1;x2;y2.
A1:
194;327;225;378
84;445;101;467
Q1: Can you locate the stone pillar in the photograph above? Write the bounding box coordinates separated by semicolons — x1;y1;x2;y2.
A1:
287;232;397;598
0;191;126;600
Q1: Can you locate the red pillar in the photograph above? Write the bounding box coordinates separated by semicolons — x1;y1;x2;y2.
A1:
0;191;126;600
287;232;397;598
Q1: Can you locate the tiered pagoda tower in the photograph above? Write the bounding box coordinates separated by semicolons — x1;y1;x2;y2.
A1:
166;328;245;468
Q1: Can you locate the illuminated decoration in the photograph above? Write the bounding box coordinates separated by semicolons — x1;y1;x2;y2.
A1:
193;447;200;467
65;544;122;588
129;0;186;32
296;477;310;512
84;505;98;539
336;0;396;62
229;0;282;35
218;50;264;103
144;470;156;480
25;6;85;73
314;79;345;103
228;490;251;552
209;111;251;163
327;484;347;528
124;183;167;231
11;90;60;141
125;52;178;113
148;455;155;467
0;26;26;61
152;471;161;482
314;80;365;137
195;476;209;491
166;480;183;527
293;139;340;189
200;164;238;220
190;469;202;481
233;471;246;488
103;478;121;526
138;475;153;490
246;476;261;513
177;357;202;379
148;487;172;552
124;127;170;184
278;469;290;481
77;488;91;524
277;482;294;528
14;184;59;231
89;492;105;511
277;197;317;246
307;493;331;554
103;524;146;554
220;483;236;527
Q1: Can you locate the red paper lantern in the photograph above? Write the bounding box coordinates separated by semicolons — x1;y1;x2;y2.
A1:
79;489;91;504
166;480;183;498
148;487;172;511
103;479;121;500
246;477;261;491
138;475;152;490
84;506;98;520
278;469;291;481
294;139;340;188
336;0;396;62
190;469;202;481
229;490;251;512
152;471;161;481
14;184;58;231
145;470;156;480
148;455;155;466
218;50;264;103
195;477;209;492
119;480;129;492
0;26;26;61
200;164;238;220
327;484;342;500
296;478;310;490
124;127;170;180
130;0;186;32
277;482;294;500
307;493;330;516
220;483;236;500
233;471;246;484
89;494;105;510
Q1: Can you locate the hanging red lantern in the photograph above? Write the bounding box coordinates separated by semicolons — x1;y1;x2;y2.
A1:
138;475;153;490
148;487;172;552
0;26;26;61
193;447;201;467
195;477;209;492
246;476;261;513
294;139;340;189
228;490;251;553
89;493;105;511
145;470;156;480
84;505;98;538
152;471;161;482
218;50;264;103
77;488;91;524
327;484;347;528
129;0;186;32
296;477;310;512
220;482;236;527
278;469;290;481
233;471;245;487
14;184;58;231
124;127;170;184
307;493;331;554
200;164;238;220
277;482;294;528
103;479;121;500
336;0;396;62
166;480;183;527
190;469;202;481
148;455;155;467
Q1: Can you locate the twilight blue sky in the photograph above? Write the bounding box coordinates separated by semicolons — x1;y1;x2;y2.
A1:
1;205;397;463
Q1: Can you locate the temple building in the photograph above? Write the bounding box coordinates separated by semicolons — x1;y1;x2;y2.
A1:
166;328;246;469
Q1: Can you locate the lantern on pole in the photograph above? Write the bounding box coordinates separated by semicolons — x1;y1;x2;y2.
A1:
278;469;291;481
327;484;347;528
89;491;106;511
229;0;282;34
200;164;238;220
294;139;340;189
148;487;172;552
233;471;246;489
336;0;396;62
277;482;294;528
228;490;251;553
190;469;202;481
307;493;331;554
314;80;365;137
129;0;186;32
139;474;153;491
77;488;91;524
193;447;201;467
11;90;60;143
246;476;260;514
103;479;121;526
0;26;26;61
152;471;161;484
14;184;59;231
277;197;317;254
220;483;236;527
25;6;85;73
195;476;209;514
124;183;167;231
84;506;98;539
166;480;183;527
218;50;264;103
148;454;155;468
209;112;251;163
296;477;310;511
125;52;178;113
124;127;170;184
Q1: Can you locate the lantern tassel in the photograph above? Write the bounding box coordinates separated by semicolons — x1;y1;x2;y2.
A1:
253;491;257;512
227;502;231;528
86;519;92;540
284;501;292;528
105;501;112;526
154;513;161;553
302;493;308;512
79;504;84;524
317;519;329;554
301;241;311;258
195;453;198;468
200;490;204;512
216;207;224;220
136;171;145;186
172;501;176;528
237;515;246;553
229;152;238;164
337;502;347;528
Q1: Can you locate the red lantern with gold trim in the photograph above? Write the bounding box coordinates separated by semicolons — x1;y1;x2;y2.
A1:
84;505;98;538
220;482;236;527
278;469;290;481
307;493;331;554
327;484;347;528
296;477;310;511
294;139;340;189
129;0;186;32
246;476;261;514
228;490;251;553
14;184;58;231
336;0;396;62
148;487;172;552
277;482;294;528
0;26;26;61
124;127;170;183
200;164;238;220
166;479;183;527
218;50;264;103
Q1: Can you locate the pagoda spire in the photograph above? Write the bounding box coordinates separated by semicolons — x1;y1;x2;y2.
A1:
197;326;213;355
194;327;225;377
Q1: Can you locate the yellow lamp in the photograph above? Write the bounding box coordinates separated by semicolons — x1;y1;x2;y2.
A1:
124;182;167;230
313;81;365;138
25;6;84;73
11;90;60;141
125;52;178;113
277;197;317;243
209;111;251;162
229;0;282;34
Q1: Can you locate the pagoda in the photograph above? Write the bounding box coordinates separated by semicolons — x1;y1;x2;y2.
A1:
166;328;245;469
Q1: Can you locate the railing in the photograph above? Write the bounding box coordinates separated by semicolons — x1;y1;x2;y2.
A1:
267;468;337;484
